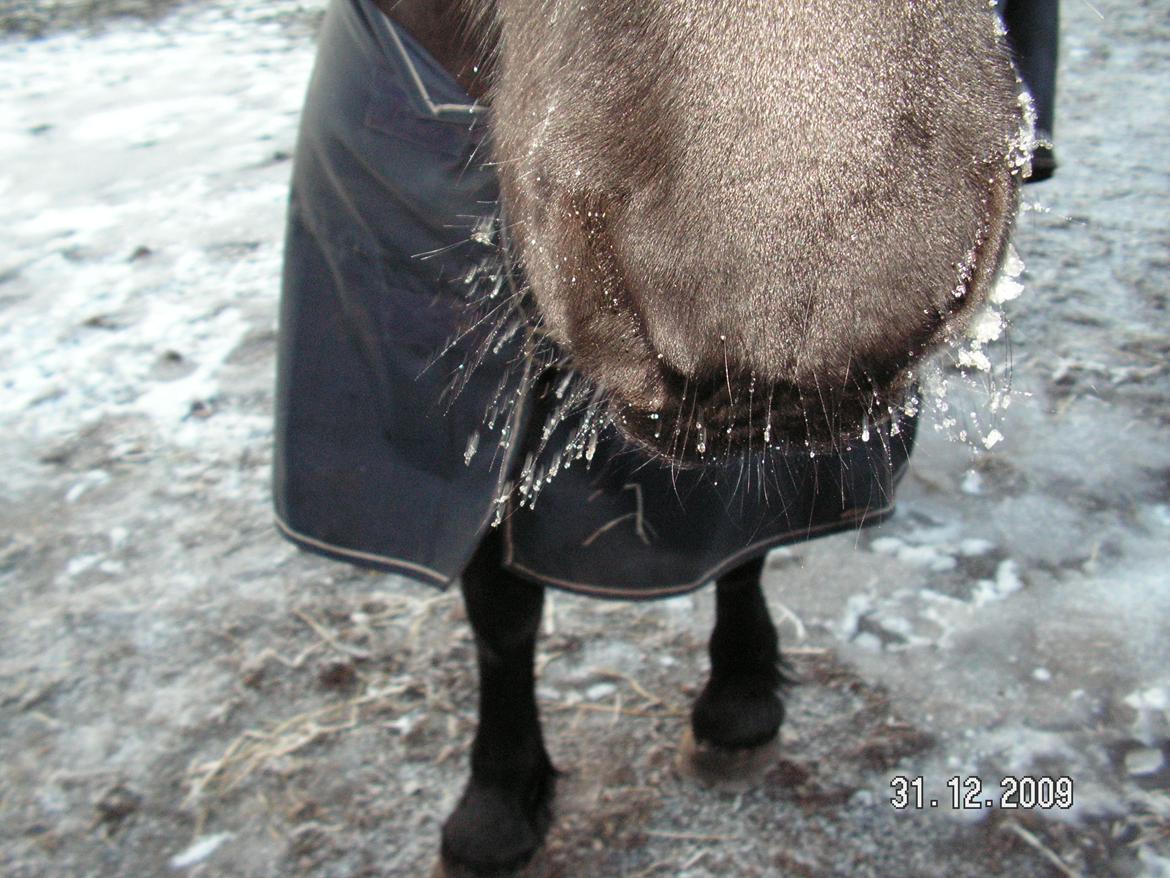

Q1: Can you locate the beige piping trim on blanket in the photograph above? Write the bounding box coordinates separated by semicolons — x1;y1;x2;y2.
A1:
502;503;895;599
380;9;486;117
275;514;450;585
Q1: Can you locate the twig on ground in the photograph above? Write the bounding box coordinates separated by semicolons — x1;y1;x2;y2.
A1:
770;600;807;641
292;609;370;660
593;667;668;707
546;701;686;719
629;859;672;878
185;685;409;803
1000;820;1083;878
406;594;453;650
643;829;738;842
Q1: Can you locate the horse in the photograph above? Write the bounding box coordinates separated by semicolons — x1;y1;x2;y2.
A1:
277;0;1031;874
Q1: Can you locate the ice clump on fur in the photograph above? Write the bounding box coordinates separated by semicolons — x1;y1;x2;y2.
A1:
920;240;1027;454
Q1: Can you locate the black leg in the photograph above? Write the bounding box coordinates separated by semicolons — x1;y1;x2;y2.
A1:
1000;0;1059;181
1000;0;1059;139
439;529;555;877
681;556;786;783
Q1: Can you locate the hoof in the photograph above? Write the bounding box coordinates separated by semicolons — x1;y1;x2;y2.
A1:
438;771;555;878
431;849;545;878
676;726;781;790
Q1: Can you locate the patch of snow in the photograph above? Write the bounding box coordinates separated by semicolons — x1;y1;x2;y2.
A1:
585;682;617;700
65;554;103;577
1149;505;1170;529
972;559;1024;606
169;832;233;870
869;537;957;572
960;470;984;495
840;592;875;640
852;632;883;652
0;1;314;475
1139;848;1170;878
1125;747;1164;777
64;470;111;503
1125;686;1170;746
958;538;995;557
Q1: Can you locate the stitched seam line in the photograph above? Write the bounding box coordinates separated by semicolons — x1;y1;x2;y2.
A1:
381;11;485;117
503;503;895;598
275;514;450;584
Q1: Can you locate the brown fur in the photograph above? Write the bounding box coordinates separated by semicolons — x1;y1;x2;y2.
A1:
388;0;1024;455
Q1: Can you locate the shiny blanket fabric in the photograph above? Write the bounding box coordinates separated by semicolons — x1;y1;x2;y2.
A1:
273;0;916;598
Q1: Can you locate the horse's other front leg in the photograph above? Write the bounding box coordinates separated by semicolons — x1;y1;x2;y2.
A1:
679;556;787;785
438;530;555;878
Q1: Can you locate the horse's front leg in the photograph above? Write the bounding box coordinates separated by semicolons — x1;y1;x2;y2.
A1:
679;556;787;785
438;531;555;878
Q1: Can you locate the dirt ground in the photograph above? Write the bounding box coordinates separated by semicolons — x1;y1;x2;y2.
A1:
1;0;1168;876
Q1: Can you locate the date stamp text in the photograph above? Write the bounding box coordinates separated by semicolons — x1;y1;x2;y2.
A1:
889;775;1074;811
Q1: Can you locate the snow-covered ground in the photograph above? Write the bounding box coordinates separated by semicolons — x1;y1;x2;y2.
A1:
1;1;1167;876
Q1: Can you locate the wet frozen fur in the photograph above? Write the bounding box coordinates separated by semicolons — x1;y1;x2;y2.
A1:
486;0;1023;455
383;0;1024;457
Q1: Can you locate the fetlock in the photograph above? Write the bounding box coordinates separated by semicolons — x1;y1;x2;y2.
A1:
691;673;785;750
440;752;556;876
